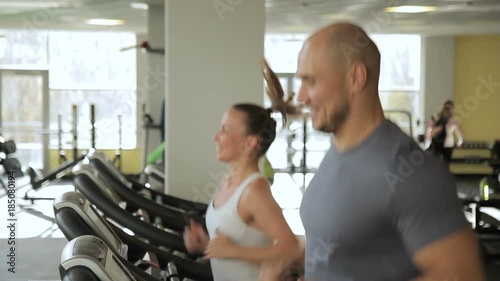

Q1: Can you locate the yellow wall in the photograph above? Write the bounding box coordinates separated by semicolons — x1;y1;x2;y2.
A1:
454;35;500;141
451;35;500;174
48;149;143;174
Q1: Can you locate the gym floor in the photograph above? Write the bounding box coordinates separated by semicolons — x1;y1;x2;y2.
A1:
0;174;499;281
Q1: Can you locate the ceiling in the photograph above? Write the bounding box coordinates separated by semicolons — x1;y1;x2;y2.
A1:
266;0;500;35
0;0;499;36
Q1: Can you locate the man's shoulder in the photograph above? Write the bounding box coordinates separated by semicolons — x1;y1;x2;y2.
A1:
368;120;423;163
375;122;454;189
388;145;455;197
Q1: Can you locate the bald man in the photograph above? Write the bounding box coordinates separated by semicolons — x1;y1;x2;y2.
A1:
293;23;485;281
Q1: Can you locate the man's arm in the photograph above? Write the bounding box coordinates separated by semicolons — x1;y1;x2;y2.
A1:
259;235;306;281
293;236;306;279
389;153;485;281
410;228;485;281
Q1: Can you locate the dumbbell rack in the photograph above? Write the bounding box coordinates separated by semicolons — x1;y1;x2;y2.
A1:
451;141;500;200
451;141;497;177
452;141;494;164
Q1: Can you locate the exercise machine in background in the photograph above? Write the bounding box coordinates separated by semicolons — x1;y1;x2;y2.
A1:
0;137;30;196
140;108;164;188
0;137;24;177
24;104;104;202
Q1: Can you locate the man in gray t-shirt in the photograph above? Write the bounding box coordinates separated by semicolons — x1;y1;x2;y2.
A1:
292;23;485;281
300;119;468;280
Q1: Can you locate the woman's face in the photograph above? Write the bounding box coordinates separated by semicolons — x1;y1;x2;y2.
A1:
442;105;454;118
214;108;252;162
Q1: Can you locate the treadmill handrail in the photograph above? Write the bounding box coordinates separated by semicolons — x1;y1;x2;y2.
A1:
72;174;188;252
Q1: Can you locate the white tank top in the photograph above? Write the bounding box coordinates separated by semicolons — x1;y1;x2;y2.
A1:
205;172;273;281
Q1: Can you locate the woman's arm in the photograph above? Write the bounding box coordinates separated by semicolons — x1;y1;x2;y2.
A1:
204;178;300;263
184;219;210;255
450;117;464;146
430;126;444;139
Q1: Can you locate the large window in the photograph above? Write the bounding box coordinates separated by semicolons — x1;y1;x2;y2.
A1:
0;30;48;67
373;34;421;136
264;33;422;191
372;34;421;92
0;30;137;153
48;31;137;149
48;31;136;90
0;71;46;169
0;30;137;170
49;90;136;150
264;33;308;73
264;33;422;136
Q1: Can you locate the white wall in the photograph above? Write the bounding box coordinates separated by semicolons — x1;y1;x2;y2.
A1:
421;36;455;125
164;0;265;203
138;6;166;170
136;33;147;153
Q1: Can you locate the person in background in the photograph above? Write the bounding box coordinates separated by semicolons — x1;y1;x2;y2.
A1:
428;100;464;165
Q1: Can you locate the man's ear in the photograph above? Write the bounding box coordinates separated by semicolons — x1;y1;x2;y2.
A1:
351;61;368;92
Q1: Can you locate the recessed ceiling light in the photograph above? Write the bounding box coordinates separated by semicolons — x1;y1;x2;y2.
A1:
85;19;125;26
130;3;148;10
320;13;356;21
384;5;437;13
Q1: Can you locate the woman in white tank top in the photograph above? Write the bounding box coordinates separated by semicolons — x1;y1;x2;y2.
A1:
182;60;301;281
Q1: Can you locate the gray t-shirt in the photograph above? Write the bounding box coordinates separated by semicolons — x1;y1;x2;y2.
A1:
300;119;469;281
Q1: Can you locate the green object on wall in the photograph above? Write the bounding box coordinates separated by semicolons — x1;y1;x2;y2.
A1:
147;142;165;165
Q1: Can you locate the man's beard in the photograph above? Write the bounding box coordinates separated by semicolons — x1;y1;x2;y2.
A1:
318;102;351;134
